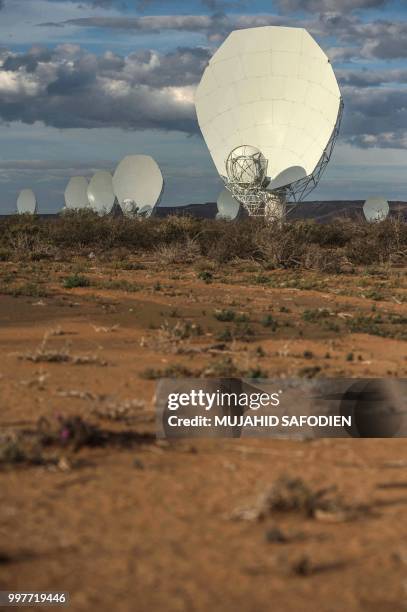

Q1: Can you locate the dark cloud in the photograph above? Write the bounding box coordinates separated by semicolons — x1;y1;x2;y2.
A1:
124;47;211;87
89;0;120;5
64;0;122;6
5;0;247;8
44;13;244;42
195;0;249;9
58;15;215;32
71;0;117;5
338;68;407;87
2;0;119;7
361;21;407;59
40;12;284;42
46;53;98;95
136;0;247;10
276;0;389;11
315;13;407;60
341;86;407;149
2;47;53;73
38;8;407;60
0;45;202;133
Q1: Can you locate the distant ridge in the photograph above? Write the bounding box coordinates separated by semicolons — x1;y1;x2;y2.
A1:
1;201;406;222
154;202;218;219
154;201;407;223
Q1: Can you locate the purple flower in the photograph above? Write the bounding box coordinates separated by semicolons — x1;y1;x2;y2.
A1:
60;428;70;441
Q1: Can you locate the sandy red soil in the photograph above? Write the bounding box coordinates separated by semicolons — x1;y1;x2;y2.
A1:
0;256;406;611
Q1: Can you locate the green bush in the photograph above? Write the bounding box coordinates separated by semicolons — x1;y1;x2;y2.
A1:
63;274;90;289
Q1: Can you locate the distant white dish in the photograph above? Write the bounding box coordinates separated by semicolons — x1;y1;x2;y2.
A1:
363;197;389;222
217;188;240;220
64;177;89;210
17;189;37;214
138;205;153;218
113;155;164;216
268;166;308;190
87;171;115;215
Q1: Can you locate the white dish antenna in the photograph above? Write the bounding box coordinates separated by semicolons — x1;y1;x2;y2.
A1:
268;166;307;190
138;205;153;218
217;188;240;220
363;197;390;223
113;155;164;216
195;26;343;216
87;171;115;215
17;189;37;214
64;177;89;210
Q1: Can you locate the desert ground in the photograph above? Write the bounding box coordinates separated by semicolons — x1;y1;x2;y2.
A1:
0;215;406;611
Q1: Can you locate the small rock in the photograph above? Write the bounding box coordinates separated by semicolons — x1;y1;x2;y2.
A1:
133;458;145;470
393;550;407;565
156;440;170;448
265;527;289;543
58;456;72;472
0;552;12;564
292;555;313;576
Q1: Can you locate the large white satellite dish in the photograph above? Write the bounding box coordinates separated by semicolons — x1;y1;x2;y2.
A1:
195;26;343;217
17;189;37;214
113;155;164;216
217;188;240;220
363;197;390;223
87;171;115;215
64;177;89;210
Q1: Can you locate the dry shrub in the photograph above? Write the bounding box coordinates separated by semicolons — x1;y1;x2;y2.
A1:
0;414;156;466
344;217;407;265
302;244;346;273
204;219;259;262
155;237;200;264
157;214;201;241
18;333;108;366
194;258;218;272
6;220;57;261
254;223;302;269
231;476;370;522
0;212;405;269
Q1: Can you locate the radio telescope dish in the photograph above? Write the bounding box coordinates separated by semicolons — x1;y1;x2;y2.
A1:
217;188;240;220
87;171;115;215
268;166;307;190
363;197;389;222
195;26;343;216
64;177;89;210
17;189;37;214
113;155;164;215
138;205;153;218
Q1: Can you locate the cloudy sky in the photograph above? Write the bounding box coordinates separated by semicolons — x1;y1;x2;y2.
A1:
0;0;406;212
